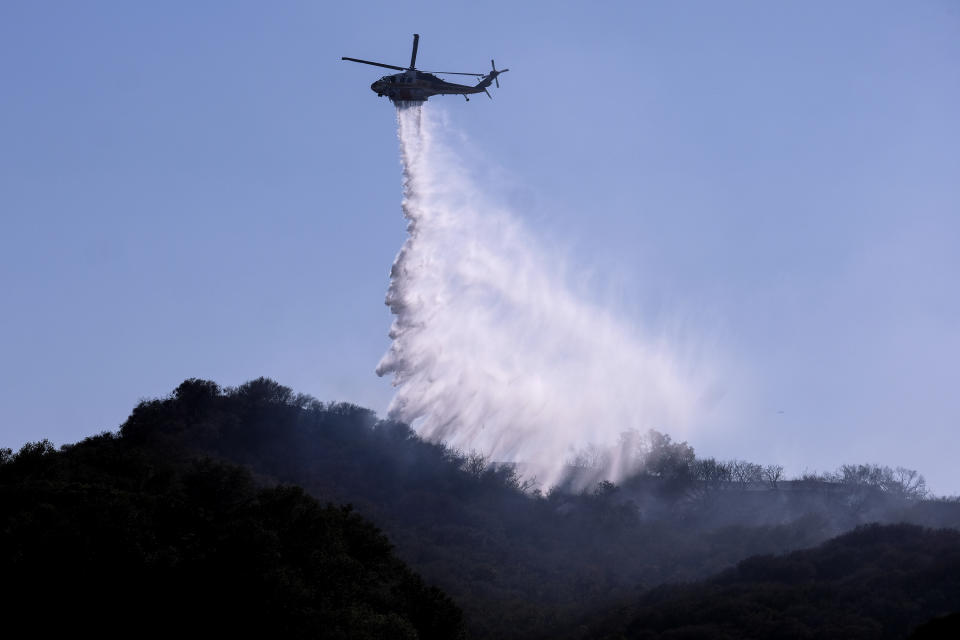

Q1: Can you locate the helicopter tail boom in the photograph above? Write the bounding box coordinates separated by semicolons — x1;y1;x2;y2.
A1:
476;60;509;91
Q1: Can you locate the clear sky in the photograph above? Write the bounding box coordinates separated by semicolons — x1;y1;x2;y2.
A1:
2;2;958;492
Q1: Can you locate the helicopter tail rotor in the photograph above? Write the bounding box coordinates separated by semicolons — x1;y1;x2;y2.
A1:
490;59;509;88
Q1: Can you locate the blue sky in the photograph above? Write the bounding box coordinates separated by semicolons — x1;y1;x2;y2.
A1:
2;2;958;492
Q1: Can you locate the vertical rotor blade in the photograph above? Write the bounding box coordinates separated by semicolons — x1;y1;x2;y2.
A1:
410;34;420;69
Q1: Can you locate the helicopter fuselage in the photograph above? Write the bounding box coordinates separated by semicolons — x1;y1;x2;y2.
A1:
371;71;485;103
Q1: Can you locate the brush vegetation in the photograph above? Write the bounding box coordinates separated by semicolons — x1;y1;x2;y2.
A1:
2;377;958;638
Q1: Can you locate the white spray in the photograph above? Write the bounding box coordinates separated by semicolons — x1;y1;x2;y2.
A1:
378;105;716;488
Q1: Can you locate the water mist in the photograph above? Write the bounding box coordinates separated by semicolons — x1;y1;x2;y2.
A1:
378;105;716;487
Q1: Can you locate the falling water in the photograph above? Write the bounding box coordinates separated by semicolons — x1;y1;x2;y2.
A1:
377;104;715;487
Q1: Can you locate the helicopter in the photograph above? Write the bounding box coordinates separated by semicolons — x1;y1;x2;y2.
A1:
342;34;508;104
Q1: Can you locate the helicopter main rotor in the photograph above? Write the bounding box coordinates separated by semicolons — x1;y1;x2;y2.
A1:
341;33;484;78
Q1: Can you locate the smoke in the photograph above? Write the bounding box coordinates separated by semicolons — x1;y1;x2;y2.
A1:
378;105;720;487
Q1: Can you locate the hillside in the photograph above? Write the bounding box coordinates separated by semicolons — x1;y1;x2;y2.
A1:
0;432;463;639
110;378;960;638
4;378;959;638
567;523;960;639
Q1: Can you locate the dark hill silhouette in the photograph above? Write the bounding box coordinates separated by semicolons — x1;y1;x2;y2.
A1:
909;611;960;639
0;432;463;639
5;377;959;639
566;523;960;639
108;378;960;638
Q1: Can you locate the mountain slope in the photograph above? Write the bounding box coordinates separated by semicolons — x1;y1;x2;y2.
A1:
111;378;960;638
569;523;960;639
8;378;960;639
0;432;464;639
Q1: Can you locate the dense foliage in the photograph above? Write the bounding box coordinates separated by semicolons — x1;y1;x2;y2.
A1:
909;611;960;639
568;524;960;639
103;377;960;638
0;432;463;639
4;377;959;638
